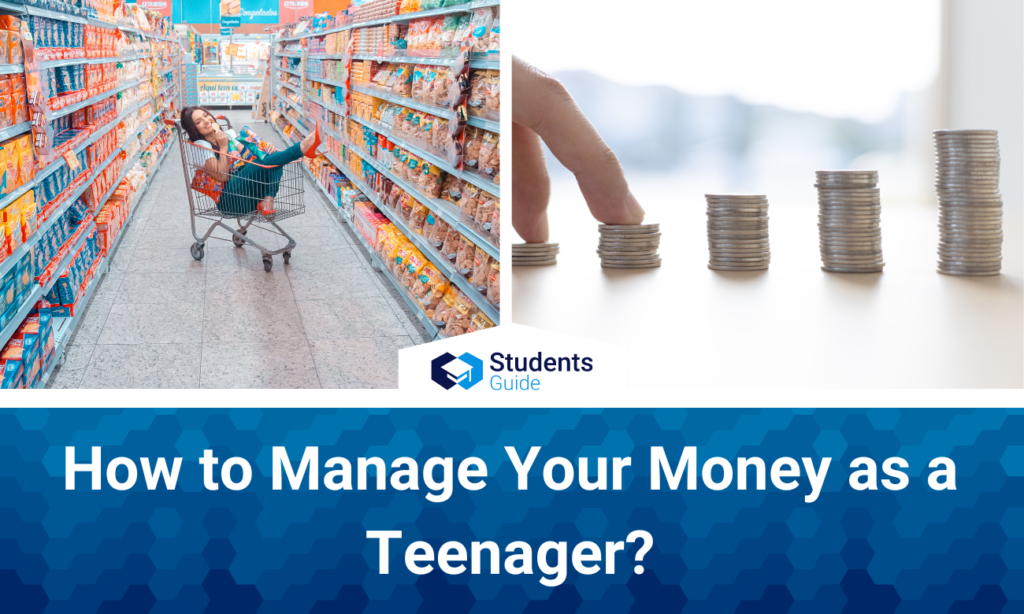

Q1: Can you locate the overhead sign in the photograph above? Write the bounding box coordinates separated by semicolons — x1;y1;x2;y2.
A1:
221;16;241;27
220;27;233;35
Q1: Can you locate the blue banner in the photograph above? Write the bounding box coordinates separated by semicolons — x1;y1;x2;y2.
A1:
2;408;1021;613
176;0;279;25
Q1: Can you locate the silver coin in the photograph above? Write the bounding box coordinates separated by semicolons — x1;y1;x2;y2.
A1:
705;194;768;200
599;224;660;230
710;257;771;264
513;242;560;249
936;268;1000;277
598;233;662;242
513;256;560;263
512;260;557;266
821;265;885;274
710;243;772;251
598;228;661;236
708;264;770;272
599;253;662;261
602;259;663;267
601;261;662;269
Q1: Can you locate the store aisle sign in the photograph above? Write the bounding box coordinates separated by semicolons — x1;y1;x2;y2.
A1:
177;0;308;24
139;0;172;18
220;27;233;35
198;80;262;105
221;16;241;27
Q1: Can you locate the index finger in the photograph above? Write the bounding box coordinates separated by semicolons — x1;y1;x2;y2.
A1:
512;56;645;225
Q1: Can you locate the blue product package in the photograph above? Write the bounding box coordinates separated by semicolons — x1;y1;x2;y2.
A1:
51;304;70;317
1;359;23;389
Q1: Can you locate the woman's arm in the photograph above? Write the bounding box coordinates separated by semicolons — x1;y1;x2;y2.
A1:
202;130;234;183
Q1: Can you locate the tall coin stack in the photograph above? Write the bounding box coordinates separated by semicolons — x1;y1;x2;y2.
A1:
816;170;884;273
705;195;770;271
512;243;559;266
597;224;661;268
933;129;1002;276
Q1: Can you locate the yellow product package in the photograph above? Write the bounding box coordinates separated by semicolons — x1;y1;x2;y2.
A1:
392;242;414;278
432;286;458;328
444;291;477;337
401;249;428;292
414;265;448;317
468;311;494;334
485;262;499;308
408;201;429;234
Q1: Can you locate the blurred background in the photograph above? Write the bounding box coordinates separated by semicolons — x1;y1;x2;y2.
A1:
511;0;1022;212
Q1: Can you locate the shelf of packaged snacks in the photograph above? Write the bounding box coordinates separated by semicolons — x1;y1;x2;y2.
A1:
35;130;171;388
277;66;303;78
0;63;23;75
301;160;441;336
36;97;147;185
278;80;302;95
277;51;303;58
278;95;306;119
323;144;499;323
50;79;143;120
306;53;347;61
351;83;497;133
277;0;500;40
351;54;497;70
344;136;499;262
24;5;91;24
0;285;44;350
41;219;96;295
348;112;498;195
0;121;31;143
308;96;346;117
35;263;105;389
280;111;310;137
0;144;122;282
306;75;347;90
467;116;498;133
40;55;134;69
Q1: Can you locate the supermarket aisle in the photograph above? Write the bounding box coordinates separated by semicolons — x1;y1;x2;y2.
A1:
48;110;430;389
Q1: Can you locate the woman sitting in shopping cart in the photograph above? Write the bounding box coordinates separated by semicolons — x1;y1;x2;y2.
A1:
180;106;321;216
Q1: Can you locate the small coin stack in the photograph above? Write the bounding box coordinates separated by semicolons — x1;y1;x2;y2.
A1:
512;243;559;266
597;224;661;268
934;129;1002;276
816;170;884;273
705;195;770;271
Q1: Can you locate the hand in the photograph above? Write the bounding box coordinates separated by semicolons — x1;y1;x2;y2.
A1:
212;130;229;150
265;143;277;154
512;55;645;244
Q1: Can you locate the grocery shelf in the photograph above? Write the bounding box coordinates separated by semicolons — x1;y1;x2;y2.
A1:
351;54;498;70
278;95;305;117
348;113;498;194
276;0;499;40
0;63;24;75
303;162;442;338
307;96;346;116
278;51;303;58
306;53;347;60
281;112;310;136
277;66;303;77
321;143;499;323
0;121;31;143
279;80;302;95
50;79;142;120
306;75;347;90
24;5;90;24
467;116;499;132
41;220;96;295
39;55;131;69
344;137;499;262
35;139;167;389
0;286;44;350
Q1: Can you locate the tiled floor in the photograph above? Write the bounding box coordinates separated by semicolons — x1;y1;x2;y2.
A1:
47;111;430;389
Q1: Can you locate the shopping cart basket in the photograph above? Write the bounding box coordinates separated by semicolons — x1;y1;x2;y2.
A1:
169;115;304;272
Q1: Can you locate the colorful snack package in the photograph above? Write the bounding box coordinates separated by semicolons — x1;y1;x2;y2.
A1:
440;226;461;262
418;163;443;198
468;7;493;54
472;245;491;292
486;262;499;307
392;241;414;277
439;174;464;204
455;235;475;279
397;191;415;221
433;286;458;328
458;182;480;223
467;71;487;116
468;311;494;333
477;131;497;177
489;199;499;243
401;249;428;292
408;200;428;233
487;7;499;52
463;126;483;171
474;191;496;234
444;291;476;336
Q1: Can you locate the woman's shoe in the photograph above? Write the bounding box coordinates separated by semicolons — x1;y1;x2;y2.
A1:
303;123;322;159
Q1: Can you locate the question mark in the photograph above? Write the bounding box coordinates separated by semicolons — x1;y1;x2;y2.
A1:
627;530;653;574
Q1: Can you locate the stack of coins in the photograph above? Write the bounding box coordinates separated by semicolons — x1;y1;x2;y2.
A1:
597;224;661;268
816;170;884;273
512;243;559;266
705;195;770;271
934;129;1002;276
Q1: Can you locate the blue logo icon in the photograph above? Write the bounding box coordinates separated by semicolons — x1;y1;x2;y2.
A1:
431;352;484;390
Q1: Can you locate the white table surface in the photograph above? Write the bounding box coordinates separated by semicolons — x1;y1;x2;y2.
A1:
511;177;1023;389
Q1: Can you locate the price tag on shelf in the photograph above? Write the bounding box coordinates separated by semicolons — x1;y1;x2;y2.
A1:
63;150;80;171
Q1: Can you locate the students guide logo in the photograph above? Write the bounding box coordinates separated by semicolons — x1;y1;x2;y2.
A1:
431;352;483;390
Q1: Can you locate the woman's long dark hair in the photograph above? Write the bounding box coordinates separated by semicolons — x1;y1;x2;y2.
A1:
180;106;217;142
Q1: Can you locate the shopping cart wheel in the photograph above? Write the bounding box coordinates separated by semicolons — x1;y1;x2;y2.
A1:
191;242;205;261
232;228;247;248
263;255;273;272
282;250;291;264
